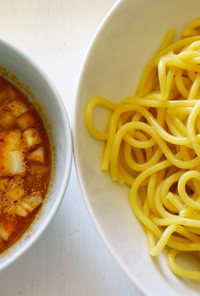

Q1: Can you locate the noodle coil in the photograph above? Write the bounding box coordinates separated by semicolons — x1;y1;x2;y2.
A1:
84;18;200;280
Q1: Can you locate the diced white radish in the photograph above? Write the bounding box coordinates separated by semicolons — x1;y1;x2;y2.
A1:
3;129;21;150
6;100;27;117
16;113;34;130
27;147;44;163
15;205;27;217
23;194;43;210
0;150;25;176
0;111;15;129
16;194;43;217
23;128;41;148
0;177;24;200
8;150;25;174
0;130;25;176
5;182;24;201
0;223;11;241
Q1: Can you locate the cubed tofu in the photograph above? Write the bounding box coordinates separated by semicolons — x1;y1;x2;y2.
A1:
27;147;44;163
23;128;41;148
0;111;16;129
6;100;27;117
16;113;35;130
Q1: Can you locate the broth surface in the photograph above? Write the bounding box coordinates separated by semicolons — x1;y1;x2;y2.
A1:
0;75;51;253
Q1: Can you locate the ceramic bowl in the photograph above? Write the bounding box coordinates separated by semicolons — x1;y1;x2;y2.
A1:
0;39;72;270
74;0;200;295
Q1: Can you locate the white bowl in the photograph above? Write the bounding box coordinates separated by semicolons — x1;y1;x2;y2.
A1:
0;40;72;270
74;0;200;295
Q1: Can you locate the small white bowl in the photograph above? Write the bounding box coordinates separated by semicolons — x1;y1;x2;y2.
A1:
74;0;200;295
0;39;72;270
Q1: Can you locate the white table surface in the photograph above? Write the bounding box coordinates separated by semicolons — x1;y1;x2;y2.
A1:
0;1;143;295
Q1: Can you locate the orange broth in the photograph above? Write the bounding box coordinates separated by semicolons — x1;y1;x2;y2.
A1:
0;75;51;253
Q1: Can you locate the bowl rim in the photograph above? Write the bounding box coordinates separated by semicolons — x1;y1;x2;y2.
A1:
73;0;149;295
0;38;72;271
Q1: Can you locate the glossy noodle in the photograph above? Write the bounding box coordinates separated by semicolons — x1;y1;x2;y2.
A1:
84;18;200;279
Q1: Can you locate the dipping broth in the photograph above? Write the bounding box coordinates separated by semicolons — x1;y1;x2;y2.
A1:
0;75;51;253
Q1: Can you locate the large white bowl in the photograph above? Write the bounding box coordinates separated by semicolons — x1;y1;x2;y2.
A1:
74;0;200;295
0;40;72;270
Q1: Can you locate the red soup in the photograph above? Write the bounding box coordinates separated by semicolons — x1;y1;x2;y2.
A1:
0;75;51;253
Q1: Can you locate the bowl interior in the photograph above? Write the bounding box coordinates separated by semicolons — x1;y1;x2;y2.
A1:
74;0;200;295
0;40;72;269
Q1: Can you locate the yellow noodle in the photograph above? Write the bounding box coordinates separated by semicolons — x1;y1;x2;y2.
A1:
84;18;200;279
156;28;175;54
175;69;189;98
167;249;200;280
188;73;200;99
166;192;185;212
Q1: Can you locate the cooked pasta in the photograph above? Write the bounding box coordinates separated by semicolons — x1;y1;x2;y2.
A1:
84;18;200;280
